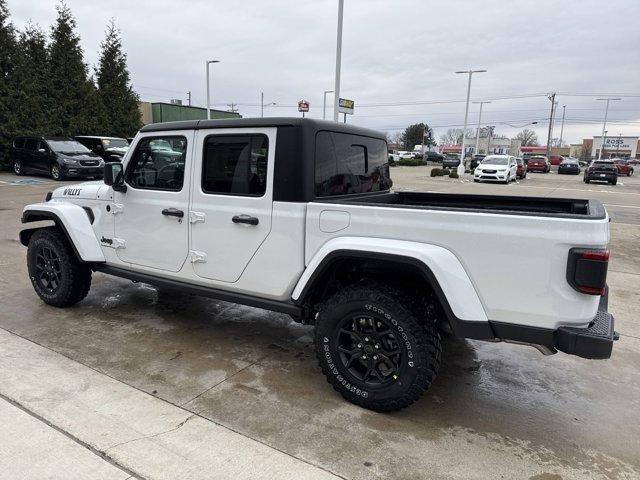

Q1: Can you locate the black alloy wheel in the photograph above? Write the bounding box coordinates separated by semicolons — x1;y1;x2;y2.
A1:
34;245;62;293
336;314;404;386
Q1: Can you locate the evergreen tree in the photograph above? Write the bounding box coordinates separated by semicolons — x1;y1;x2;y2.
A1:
13;24;50;136
96;19;141;137
0;0;17;166
47;2;102;136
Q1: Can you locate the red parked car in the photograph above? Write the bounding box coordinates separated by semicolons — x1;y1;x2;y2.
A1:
526;156;551;173
613;158;634;176
549;155;565;166
516;157;527;179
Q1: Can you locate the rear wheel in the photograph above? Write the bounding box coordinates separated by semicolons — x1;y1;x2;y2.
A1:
628;170;633;177
50;164;64;181
315;281;441;412
27;228;92;307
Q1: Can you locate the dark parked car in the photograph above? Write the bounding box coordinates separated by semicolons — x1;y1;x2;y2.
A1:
515;157;527;179
74;136;129;161
10;136;104;181
584;160;618;185
527;156;551;173
442;155;460;168
558;158;581;175
612;158;634;176
423;151;444;163
470;154;485;170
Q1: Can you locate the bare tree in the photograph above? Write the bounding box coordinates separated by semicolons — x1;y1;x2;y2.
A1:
387;131;403;148
514;129;539;146
439;128;471;145
550;137;568;147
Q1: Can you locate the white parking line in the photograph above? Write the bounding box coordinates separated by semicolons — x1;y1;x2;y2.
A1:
604;204;640;209
512;184;640;196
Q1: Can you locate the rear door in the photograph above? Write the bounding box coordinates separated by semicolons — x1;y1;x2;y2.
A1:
189;127;275;282
113;131;193;272
23;138;39;171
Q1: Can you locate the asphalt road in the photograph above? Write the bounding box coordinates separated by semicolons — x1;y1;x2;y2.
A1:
0;169;638;479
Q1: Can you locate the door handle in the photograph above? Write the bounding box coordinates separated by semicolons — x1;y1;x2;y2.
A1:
162;208;184;218
232;215;259;226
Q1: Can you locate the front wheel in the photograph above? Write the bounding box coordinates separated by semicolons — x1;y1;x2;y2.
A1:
13;160;24;175
628;170;633;177
27;228;92;307
315;281;442;412
50;164;63;181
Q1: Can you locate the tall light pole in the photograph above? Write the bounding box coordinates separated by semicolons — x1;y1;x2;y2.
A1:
323;90;334;120
597;97;621;160
558;105;566;150
205;60;220;120
260;91;276;118
456;69;486;175
472;100;491;155
333;0;344;122
545;93;556;158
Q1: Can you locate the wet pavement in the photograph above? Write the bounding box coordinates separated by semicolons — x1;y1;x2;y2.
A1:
0;170;639;479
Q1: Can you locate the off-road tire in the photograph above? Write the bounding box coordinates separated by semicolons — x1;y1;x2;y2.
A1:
315;281;442;412
27;228;92;307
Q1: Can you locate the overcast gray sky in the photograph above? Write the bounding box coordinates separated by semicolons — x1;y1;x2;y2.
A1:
9;0;640;145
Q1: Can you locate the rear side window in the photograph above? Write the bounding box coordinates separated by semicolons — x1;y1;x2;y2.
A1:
24;138;38;151
315;131;391;197
201;135;268;196
126;136;187;191
13;138;25;148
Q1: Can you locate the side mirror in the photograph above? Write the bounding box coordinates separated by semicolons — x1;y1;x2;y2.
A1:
104;162;126;193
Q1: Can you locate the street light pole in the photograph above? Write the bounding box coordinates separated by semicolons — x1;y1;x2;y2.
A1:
472;100;490;155
558;105;566;150
205;60;220;120
261;91;264;118
455;69;486;175
597;97;621;160
333;0;344;122
323;90;334;120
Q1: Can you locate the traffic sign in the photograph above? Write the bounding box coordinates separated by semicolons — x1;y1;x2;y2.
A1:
298;100;310;113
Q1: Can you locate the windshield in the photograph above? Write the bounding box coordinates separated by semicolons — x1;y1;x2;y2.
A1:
481;156;508;165
47;140;91;153
102;138;129;149
561;159;577;164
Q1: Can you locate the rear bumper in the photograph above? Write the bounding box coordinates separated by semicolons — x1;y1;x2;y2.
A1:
586;172;617;181
487;289;617;359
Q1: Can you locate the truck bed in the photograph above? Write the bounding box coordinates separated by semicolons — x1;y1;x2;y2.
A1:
317;191;606;219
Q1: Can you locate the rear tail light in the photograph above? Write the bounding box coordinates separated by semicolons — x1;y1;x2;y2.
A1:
566;248;609;295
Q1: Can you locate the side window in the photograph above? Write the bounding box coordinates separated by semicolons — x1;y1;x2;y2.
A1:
126;136;187;191
201;135;268;196
24;139;38;151
13;138;25;149
315;131;391;197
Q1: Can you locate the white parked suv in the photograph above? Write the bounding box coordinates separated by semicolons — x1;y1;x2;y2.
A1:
20;118;617;411
474;154;518;183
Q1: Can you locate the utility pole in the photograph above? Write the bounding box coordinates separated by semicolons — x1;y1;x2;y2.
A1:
545;93;556;158
455;69;487;175
333;0;344;122
602;130;608;158
486;126;494;154
206;60;220;120
260;91;276;118
323;90;334;120
187;91;191;106
227;103;238;113
558;105;566;150
596;97;621;160
472;100;491;155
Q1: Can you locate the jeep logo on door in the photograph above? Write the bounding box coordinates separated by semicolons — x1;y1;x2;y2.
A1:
63;188;81;196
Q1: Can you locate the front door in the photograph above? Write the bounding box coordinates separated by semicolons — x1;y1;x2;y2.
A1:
113;131;193;272
189;128;275;282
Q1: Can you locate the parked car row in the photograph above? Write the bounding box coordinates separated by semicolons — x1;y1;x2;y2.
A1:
10;135;130;180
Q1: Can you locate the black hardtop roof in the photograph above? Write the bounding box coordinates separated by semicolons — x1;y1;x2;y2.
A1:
139;117;386;140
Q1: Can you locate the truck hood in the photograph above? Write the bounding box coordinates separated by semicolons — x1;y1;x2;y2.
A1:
51;181;110;200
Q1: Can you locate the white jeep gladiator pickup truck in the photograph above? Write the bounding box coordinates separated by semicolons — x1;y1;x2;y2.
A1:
20;118;617;411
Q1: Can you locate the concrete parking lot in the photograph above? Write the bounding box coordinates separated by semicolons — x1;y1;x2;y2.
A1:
0;168;639;479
